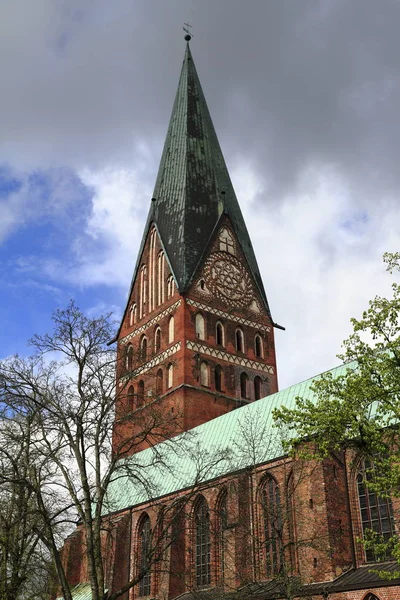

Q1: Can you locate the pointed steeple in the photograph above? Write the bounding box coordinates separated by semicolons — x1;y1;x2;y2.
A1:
135;41;270;313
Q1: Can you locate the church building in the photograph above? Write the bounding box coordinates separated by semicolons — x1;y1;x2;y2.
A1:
60;38;400;600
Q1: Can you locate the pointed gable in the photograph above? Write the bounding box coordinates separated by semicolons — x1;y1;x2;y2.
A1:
131;42;271;316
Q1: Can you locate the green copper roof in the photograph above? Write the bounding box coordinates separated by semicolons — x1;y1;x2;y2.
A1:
104;362;354;515
131;43;270;313
57;583;92;600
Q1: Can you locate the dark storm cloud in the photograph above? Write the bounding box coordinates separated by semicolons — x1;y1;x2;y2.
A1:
2;0;400;206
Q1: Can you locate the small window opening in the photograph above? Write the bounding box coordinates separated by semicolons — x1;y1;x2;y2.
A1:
215;365;223;392
240;372;249;399
236;328;244;353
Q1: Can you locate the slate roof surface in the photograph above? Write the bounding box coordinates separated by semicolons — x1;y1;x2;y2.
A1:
104;362;354;515
128;42;270;315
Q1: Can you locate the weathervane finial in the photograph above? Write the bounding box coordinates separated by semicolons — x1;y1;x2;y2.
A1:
183;22;193;42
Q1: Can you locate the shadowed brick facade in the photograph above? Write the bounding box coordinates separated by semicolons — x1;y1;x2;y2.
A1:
60;41;400;600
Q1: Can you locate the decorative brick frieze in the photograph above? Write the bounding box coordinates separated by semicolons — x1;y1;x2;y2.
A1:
120;300;181;344
186;340;275;374
119;342;181;385
186;298;271;333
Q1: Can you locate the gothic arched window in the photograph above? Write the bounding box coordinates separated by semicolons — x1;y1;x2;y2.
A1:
154;327;161;353
194;496;211;587
129;303;137;326
200;362;209;387
235;328;244;353
217;489;228;584
255;334;263;358
140;265;147;319
140;336;147;361
167;364;173;389
261;475;282;578
240;372;249;399
216;321;224;346
158;251;165;305
127;385;135;412
363;595;380;600
168;316;174;344
215;365;223;392
149;228;156;312
156;368;163;396
254;376;263;400
138;380;145;407
126;344;134;371
287;472;297;572
167;274;175;298
357;458;395;562
138;514;151;597
195;313;205;340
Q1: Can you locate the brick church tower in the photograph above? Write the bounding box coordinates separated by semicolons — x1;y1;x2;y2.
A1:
112;40;281;455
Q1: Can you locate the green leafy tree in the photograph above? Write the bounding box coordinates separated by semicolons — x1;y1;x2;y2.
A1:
273;252;400;569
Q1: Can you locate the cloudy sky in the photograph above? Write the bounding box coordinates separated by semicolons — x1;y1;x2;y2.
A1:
1;0;399;389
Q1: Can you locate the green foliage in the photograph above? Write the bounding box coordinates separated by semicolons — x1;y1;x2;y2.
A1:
273;252;400;566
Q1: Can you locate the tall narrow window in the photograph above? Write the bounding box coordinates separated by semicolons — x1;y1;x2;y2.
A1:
158;251;165;305
254;376;263;400
217;490;228;584
138;515;151;597
262;476;282;578
168;316;175;344
194;496;211;587
154;327;161;353
167;364;173;389
287;472;297;572
140;265;147;319
138;380;144;407
126;344;134;371
216;322;224;346
235;328;244;353
156;369;163;396
195;313;205;340
167;275;175;298
240;372;249;399
127;385;135;412
200;362;209;387
149;228;156;312
129;303;137;326
219;227;235;255
140;336;147;361
357;459;395;562
255;334;263;358
215;365;223;392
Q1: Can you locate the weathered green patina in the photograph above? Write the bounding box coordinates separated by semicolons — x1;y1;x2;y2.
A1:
104;362;353;515
127;42;271;316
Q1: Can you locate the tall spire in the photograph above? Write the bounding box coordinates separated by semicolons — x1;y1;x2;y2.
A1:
135;41;270;313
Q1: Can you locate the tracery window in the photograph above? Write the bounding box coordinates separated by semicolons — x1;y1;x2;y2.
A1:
167;364;173;389
240;372;249;399
127;385;135;412
126;344;134;371
215;365;223;392
235;328;244;353
138;514;151;597
140;336;147;361
129;303;137;326
194;496;211;587
195;313;205;340
357;458;395;562
168;316;175;344
254;334;263;358
137;380;144;407
154;327;161;353
363;595;380;600
200;362;209;387
254;376;263;400
156;369;163;396
287;472;297;572
219;227;235;255
216;321;224;346
261;475;282;578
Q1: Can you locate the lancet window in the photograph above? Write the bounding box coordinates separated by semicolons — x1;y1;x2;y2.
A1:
254;334;263;358
200;362;209;387
154;327;161;353
217;489;228;584
254;376;263;400
195;313;205;340
167;364;173;389
240;372;249;399
149;228;156;312
127;385;135;412
126;344;134;371
158;251;165;306
168;316;174;343
156;369;163;396
261;475;282;578
137;380;145;406
140;336;147;361
194;496;211;587
215;365;223;392
235;328;244;353
216;321;224;346
140;265;147;319
138;514;151;597
167;274;175;298
129;303;137;326
357;458;395;562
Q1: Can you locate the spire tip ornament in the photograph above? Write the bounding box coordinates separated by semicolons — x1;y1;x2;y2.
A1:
183;22;193;41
